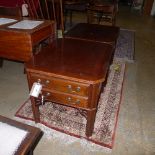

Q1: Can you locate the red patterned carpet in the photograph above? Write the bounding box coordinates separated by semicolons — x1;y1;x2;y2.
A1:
15;59;125;149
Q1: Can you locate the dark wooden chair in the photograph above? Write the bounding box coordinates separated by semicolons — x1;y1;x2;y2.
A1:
63;1;119;54
0;6;22;68
64;0;89;27
87;0;118;25
24;0;64;36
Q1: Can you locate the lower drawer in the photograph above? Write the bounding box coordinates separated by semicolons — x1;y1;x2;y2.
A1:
42;90;88;108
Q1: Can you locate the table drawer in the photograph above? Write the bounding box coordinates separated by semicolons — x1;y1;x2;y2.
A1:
42;90;88;108
29;73;89;97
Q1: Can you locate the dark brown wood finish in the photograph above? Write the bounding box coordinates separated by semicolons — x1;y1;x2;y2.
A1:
64;0;88;26
143;0;154;15
87;0;118;25
25;38;114;137
0;115;43;155
0;7;22;67
26;38;113;82
65;23;120;45
0;6;22;17
0;16;55;62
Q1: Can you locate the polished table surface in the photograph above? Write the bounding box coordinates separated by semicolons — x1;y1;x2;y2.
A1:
26;38;113;83
25;38;113;137
65;23;120;45
0;16;55;62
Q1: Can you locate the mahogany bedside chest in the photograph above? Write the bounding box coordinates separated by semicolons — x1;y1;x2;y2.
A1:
0;16;55;62
25;38;113;137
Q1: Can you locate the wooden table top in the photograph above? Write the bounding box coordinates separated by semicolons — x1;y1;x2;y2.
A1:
0;16;54;33
65;23;120;44
0;115;43;155
26;38;113;84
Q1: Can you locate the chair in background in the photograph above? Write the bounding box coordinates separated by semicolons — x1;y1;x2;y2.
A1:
24;0;64;35
64;0;119;50
0;6;22;68
0;6;22;17
87;0;118;25
64;0;89;27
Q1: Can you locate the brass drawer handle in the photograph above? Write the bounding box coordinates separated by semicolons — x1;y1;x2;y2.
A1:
67;85;72;91
45;80;50;85
46;92;51;96
75;99;80;104
67;97;80;105
37;79;50;86
76;86;81;92
37;79;41;83
67;85;81;93
67;97;72;102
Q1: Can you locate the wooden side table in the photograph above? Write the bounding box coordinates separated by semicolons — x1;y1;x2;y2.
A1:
0;115;43;155
0;16;55;62
25;38;113;137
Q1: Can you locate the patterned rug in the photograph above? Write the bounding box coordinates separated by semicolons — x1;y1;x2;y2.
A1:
15;59;125;149
15;28;134;149
114;29;135;62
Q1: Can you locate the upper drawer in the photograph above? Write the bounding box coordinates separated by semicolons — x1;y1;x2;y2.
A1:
28;73;90;97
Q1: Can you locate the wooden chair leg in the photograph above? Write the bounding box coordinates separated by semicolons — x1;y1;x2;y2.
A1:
69;10;73;27
27;150;33;155
0;58;4;68
87;10;93;24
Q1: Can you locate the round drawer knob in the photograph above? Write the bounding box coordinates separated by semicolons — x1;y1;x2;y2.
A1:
45;80;50;84
67;85;72;88
46;92;51;96
76;86;81;92
37;79;41;83
75;99;80;104
67;97;72;102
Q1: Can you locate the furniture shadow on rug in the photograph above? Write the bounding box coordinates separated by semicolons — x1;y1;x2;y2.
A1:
15;59;126;149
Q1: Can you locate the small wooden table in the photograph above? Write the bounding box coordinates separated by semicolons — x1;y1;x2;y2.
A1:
0;16;55;62
65;23;120;46
0;115;43;155
25;38;113;137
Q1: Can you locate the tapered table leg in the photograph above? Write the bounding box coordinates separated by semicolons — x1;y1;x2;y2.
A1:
30;96;40;123
86;109;97;137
